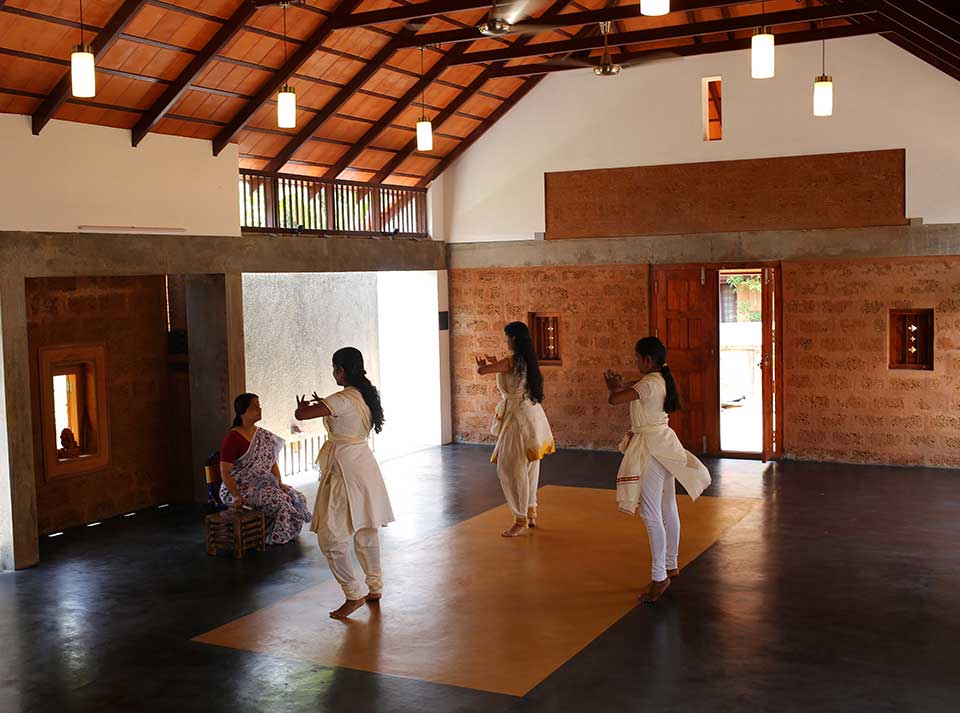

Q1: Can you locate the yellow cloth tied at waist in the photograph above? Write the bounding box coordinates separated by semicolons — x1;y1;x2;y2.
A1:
490;395;525;436
617;423;669;453
315;434;369;475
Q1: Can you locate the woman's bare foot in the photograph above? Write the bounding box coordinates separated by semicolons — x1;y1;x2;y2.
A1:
667;568;680;579
329;598;365;619
527;508;538;528
639;578;671;603
501;522;527;537
365;592;382;603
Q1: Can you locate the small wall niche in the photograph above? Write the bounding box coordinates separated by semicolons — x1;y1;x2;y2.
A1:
702;77;722;141
39;344;111;479
889;309;934;370
529;312;562;366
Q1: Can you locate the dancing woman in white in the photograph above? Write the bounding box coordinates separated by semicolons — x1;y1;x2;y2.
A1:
476;322;555;538
295;347;394;620
604;337;711;604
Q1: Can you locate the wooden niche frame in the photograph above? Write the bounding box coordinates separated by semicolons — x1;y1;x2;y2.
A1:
38;344;111;480
889;309;934;371
528;312;563;367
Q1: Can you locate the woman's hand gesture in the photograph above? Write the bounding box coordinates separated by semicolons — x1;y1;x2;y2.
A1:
296;394;310;410
603;370;624;391
475;354;488;368
311;392;323;405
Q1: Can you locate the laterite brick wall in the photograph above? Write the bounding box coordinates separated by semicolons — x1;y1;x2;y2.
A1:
449;265;649;450
26;276;193;533
782;258;960;467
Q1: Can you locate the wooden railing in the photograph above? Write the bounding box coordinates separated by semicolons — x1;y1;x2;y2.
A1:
239;170;428;238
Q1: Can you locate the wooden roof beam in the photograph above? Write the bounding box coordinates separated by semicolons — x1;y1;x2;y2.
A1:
211;0;364;157
449;4;878;65
323;45;469;179
398;1;763;47
132;0;258;146
868;0;960;61
31;0;149;135
264;31;416;172
491;22;886;77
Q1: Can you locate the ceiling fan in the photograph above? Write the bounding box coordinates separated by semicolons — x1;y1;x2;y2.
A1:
253;0;306;7
475;0;568;38
540;22;681;77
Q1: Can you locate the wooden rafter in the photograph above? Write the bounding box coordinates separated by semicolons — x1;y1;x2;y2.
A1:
31;0;149;135
492;22;885;77
212;0;365;157
264;31;416;172
418;77;543;186
449;4;878;65
867;0;960;63
323;44;470;179
369;0;584;183
131;0;258;147
396;0;761;48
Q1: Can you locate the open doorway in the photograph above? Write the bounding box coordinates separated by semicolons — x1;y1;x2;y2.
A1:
719;271;763;454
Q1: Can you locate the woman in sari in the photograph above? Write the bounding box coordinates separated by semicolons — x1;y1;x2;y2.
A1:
476;321;555;538
604;337;712;603
294;347;394;620
220;393;312;546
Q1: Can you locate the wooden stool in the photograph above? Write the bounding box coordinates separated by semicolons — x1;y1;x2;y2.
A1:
205;509;266;558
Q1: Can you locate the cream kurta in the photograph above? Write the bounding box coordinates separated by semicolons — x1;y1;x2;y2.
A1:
616;373;712;514
310;387;394;540
490;368;555;466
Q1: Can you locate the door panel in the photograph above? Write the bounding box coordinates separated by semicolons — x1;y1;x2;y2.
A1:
653;267;719;454
761;266;783;461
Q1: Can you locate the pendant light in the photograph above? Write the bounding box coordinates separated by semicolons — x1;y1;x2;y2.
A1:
277;2;297;129
813;39;834;117
416;46;433;152
71;0;95;98
751;0;775;79
640;0;670;16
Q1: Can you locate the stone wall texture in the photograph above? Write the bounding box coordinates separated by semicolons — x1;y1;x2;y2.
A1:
782;257;960;467
451;257;960;468
27;276;193;533
449;265;650;450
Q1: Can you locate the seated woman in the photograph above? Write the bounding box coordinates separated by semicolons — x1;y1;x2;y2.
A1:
220;393;311;545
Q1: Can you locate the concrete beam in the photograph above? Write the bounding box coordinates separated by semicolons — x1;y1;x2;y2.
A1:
0;232;446;280
446;224;960;269
0;274;39;570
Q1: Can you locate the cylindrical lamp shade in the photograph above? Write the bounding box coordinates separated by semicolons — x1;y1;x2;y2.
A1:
751;30;775;79
640;0;670;16
277;85;297;128
813;75;833;117
71;44;96;98
416;119;433;151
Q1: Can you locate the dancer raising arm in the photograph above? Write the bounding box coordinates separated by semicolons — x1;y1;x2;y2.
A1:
604;337;712;604
476;322;556;538
295;347;395;620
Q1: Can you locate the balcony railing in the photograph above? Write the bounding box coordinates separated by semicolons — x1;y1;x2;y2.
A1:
239;170;428;238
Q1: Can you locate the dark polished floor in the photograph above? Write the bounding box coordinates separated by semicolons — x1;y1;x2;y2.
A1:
1;445;958;713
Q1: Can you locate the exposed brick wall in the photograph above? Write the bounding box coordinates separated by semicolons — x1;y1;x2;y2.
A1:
782;258;960;467
449;265;649;450
27;276;193;533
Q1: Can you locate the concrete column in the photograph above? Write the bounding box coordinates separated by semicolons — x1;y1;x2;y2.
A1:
0;274;39;569
438;270;453;444
185;274;246;502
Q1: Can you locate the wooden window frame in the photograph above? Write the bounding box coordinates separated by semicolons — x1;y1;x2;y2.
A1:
528;312;563;367
889;309;934;371
39;344;111;480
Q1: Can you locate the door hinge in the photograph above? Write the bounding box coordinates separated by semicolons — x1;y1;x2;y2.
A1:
700;267;706;285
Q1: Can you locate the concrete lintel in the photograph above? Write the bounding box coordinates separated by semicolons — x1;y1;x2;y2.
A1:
446;224;960;269
0;232;446;279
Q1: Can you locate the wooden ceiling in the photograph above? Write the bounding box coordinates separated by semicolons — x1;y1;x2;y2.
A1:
0;0;957;187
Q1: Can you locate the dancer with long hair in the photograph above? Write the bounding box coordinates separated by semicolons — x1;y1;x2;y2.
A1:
604;337;711;603
295;347;394;620
476;321;555;537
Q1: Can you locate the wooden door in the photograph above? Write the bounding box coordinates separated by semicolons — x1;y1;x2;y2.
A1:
652;267;719;454
761;266;783;461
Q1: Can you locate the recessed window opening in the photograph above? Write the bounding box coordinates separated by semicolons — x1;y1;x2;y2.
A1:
702;77;723;141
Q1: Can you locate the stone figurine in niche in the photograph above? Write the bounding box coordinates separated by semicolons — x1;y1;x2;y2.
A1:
57;428;83;460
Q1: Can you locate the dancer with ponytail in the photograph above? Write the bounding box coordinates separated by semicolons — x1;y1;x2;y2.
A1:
604;337;711;604
476;322;555;537
294;348;394;620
